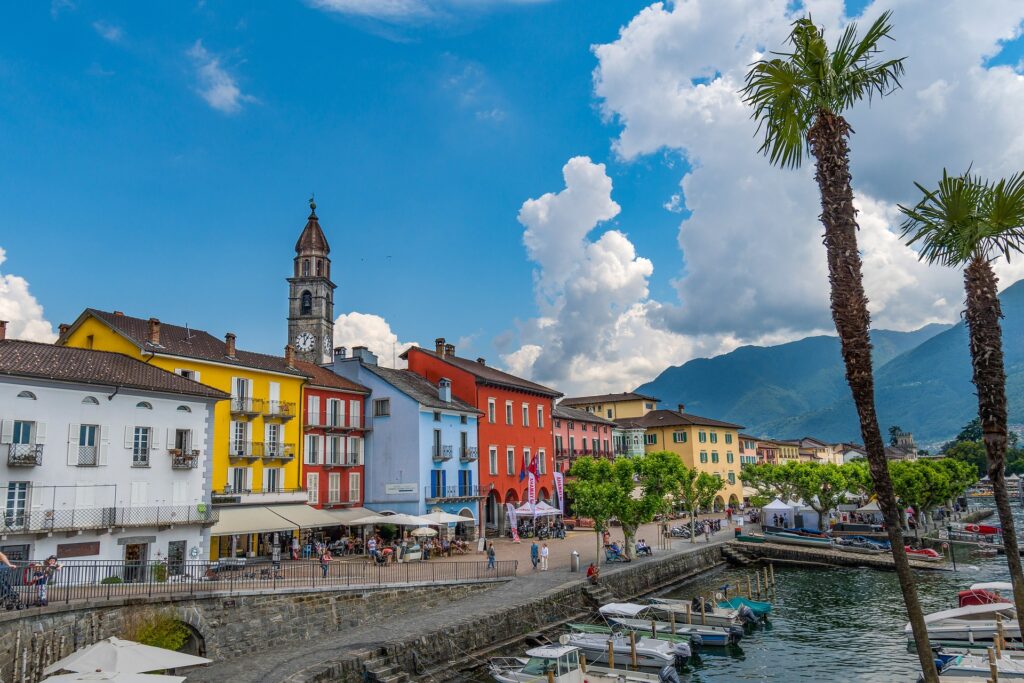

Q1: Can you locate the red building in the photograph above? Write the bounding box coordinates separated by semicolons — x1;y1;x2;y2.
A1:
403;338;561;534
296;360;370;509
552;403;616;473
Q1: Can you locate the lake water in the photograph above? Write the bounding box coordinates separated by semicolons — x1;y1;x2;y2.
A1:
465;501;1018;682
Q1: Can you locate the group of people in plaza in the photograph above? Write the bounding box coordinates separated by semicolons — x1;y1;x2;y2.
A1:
0;550;61;609
529;541;551;571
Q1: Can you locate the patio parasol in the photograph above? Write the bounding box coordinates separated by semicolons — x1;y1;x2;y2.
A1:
44;638;209;676
410;527;438;537
43;673;186;683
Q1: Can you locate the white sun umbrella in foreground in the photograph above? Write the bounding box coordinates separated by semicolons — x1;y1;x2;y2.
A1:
421;509;470;525
410;527;437;537
44;637;209;676
43;672;185;683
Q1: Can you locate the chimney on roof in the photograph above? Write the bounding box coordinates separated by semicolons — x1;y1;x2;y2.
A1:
476;357;486;365
435;337;446;355
114;311;124;317
352;345;378;366
334;346;347;359
225;333;237;358
444;343;455;357
285;344;295;368
147;318;161;346
58;323;70;336
0;320;6;341
677;403;685;413
439;377;452;403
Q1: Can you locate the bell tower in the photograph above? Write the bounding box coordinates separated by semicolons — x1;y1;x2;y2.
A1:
287;196;335;365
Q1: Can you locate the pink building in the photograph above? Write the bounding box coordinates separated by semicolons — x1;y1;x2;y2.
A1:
552;404;616;474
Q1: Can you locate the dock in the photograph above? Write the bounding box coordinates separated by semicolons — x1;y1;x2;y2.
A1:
727;540;950;571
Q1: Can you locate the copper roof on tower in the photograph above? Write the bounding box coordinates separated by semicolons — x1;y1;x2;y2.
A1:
295;199;330;255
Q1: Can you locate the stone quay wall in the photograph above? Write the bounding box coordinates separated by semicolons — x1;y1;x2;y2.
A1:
732;540;948;571
0;581;495;683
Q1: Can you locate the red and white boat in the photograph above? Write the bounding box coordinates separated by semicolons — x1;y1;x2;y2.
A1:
959;582;1013;608
905;545;944;562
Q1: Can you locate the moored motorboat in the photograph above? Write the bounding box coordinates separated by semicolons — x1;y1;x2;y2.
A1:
959;582;1013;607
719;596;772;618
598;603;741;647
905;545;944;563
488;644;667;683
763;530;835;549
908;602;1020;644
834;537;888;555
560;632;688;669
647;597;752;628
935;650;1024;678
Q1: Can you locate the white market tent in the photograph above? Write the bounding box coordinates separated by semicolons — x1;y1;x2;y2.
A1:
762;498;795;528
856;500;882;513
514;501;562;517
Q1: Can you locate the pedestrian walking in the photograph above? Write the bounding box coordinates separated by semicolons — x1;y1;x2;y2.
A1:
530;541;539;570
290;535;300;561
540;543;549;571
0;551;22;610
319;547;332;578
486;542;496;570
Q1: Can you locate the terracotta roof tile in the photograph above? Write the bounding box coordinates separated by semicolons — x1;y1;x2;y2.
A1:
293;360;368;394
560;391;659;407
361;364;481;413
616;409;744;431
552;403;617;426
407;348;561;398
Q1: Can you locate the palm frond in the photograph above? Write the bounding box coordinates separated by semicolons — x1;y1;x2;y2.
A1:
978;172;1024;262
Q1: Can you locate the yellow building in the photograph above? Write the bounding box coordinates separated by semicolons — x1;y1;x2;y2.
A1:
559;391;659;421
59;310;309;556
625;408;745;510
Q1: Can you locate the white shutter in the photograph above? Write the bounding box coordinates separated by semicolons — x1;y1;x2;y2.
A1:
329;472;340;502
244;467;253;491
0;420;12;444
193;371;201;383
123;426;133;449
98;425;110;465
75;485;95;509
264;423;271;445
35;422;46;445
67;423;80;465
172;481;187;505
150;427;161;449
230;377;240;397
165;428;173;450
130;482;148;506
226;467;236;491
349;472;360;502
269;382;280;403
307;473;319;504
261;468;270;492
350;399;361;426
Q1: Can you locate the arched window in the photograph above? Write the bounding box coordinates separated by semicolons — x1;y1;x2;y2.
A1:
82;396;99;405
300;291;312;315
316;259;323;276
136;401;153;410
17;391;36;400
302;259;310;276
177;405;192;413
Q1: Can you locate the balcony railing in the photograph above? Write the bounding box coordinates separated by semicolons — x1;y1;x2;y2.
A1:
460;446;479;463
1;504;217;534
425;485;484;501
432;445;453;462
228;441;263;459
8;443;43;467
170;449;201;470
77;445;98;467
211;487;307;505
264;401;296;421
230;397;263;417
303;412;367;431
262;443;296;461
323;453;361;467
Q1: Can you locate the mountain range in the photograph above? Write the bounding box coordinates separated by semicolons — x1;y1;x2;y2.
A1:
636;279;1024;447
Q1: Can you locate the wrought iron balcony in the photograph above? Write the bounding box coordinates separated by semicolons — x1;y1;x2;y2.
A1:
425;485;484;501
170;449;200;470
229;397;263;417
432;445;453;462
459;446;479;463
1;503;217;534
228;440;263;460
8;443;43;467
262;443;296;461
304;412;367;431
264;400;296;421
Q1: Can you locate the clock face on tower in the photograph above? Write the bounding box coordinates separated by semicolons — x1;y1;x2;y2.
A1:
294;332;315;352
322;336;332;357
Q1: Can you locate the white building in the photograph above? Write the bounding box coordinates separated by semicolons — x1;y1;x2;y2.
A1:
0;332;227;568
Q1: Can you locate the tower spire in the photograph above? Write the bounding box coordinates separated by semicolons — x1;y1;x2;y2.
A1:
308;193;317;217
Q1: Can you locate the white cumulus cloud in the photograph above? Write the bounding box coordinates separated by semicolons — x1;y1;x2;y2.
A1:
0;248;56;343
333;311;418;368
308;0;550;22
91;20;123;43
186;40;255;114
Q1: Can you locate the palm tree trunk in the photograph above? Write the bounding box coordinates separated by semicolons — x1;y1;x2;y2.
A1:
964;256;1024;636
808;110;938;682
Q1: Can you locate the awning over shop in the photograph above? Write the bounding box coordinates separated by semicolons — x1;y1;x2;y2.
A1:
268;504;341;529
322;507;374;525
210;506;295;536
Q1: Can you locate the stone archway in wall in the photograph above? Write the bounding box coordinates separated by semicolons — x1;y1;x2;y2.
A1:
456;507;477;541
486;490;501;530
728;494;740;509
502;489;520;537
176;606;209;657
713;495;725;512
538;488;551;506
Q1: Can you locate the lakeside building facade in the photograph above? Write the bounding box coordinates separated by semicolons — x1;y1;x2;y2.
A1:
334;347;482;538
0;335;226;564
552;404;616;474
559;392;659;421
403;339;560;535
621;406;745;510
756;438;799;465
738;434;759;466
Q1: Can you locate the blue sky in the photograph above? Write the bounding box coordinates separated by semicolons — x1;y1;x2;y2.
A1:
3;1;1024;393
0;0;684;361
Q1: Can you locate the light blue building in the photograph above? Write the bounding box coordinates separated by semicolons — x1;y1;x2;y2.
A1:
333;346;483;538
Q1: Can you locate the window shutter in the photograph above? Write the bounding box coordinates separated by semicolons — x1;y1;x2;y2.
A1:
67;423;80;465
230;377;239;396
227;467;237;490
123;426;133;449
193;370;201;383
35;422;46;445
0;420;12;444
98;425;109;465
165;428;173;450
269;381;280;403
151;427;161;449
245;467;253;491
172;481;187;505
307;473;319;504
262;468;270;492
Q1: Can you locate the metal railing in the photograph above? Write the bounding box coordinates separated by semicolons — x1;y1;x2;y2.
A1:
0;558;516;608
264;401;296;420
170;449;201;469
228;441;264;459
230;397;264;416
459;446;479;462
262;443;296;460
432;445;453;462
214;486;305;496
8;443;43;466
77;445;98;466
0;504;217;534
303;412;367;430
425;485;484;500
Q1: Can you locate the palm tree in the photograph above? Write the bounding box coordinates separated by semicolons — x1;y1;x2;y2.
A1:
740;14;937;679
900;169;1024;637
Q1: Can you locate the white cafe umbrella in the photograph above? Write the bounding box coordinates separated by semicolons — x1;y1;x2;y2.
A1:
348;513;434;527
44;673;185;683
44;637;209;676
410;527;437;537
421;509;470;525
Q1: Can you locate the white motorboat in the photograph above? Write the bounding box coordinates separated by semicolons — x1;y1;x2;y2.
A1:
908;603;1020;643
560;632;688;669
598;603;742;646
938;651;1024;678
488;644;665;683
647;597;747;629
